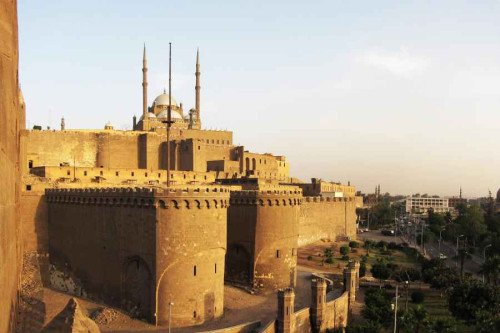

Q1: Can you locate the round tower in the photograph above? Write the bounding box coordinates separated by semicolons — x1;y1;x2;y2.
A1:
155;187;230;327
227;187;302;290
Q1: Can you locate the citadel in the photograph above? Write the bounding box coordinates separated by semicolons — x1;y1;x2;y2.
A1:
1;2;365;332
20;45;362;329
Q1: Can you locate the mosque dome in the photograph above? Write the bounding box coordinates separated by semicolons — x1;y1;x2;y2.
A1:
157;109;183;120
140;112;157;121
153;92;177;107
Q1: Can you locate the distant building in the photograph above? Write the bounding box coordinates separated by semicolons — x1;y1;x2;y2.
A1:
447;196;468;209
404;196;450;215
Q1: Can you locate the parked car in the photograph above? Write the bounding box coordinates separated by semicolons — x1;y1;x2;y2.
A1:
381;229;395;236
439;253;447;259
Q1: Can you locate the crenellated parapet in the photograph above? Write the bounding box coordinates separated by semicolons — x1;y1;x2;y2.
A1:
302;196;356;203
45;186;230;209
229;188;302;206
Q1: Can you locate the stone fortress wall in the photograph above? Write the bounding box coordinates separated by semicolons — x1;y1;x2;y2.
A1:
45;186;230;328
23;129;289;181
0;1;23;333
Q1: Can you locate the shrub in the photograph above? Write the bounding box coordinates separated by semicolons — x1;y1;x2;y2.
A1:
307;255;313;261
349;241;359;248
341;255;350;261
360;254;368;263
325;257;334;264
340;245;350;255
376;240;388;249
411;290;425;304
359;262;366;277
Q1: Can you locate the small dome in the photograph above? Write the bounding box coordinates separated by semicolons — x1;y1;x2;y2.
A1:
140;112;157;121
157;109;183;120
153;91;177;107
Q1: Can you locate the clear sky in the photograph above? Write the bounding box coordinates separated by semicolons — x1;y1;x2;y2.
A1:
18;0;500;197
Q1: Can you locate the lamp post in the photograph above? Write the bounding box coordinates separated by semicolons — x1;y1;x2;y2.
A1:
456;234;464;268
438;226;446;257
392;285;399;333
483;244;492;283
168;302;174;333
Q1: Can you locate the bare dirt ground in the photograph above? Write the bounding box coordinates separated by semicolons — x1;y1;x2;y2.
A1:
35;268;331;333
23;239;368;332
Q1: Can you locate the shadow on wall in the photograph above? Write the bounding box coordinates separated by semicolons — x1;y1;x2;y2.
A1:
225;244;252;284
204;292;215;321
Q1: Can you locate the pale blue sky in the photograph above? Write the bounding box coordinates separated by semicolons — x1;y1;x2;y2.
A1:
18;0;500;197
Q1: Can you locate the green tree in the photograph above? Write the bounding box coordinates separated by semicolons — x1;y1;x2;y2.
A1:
428;318;456;333
456;205;487;247
399;305;428;333
448;279;499;323
362;288;392;326
371;262;391;287
480;255;500;285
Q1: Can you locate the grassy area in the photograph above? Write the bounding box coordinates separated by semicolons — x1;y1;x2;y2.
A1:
405;289;473;333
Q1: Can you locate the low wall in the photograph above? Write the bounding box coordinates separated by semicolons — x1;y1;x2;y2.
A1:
294;307;311;333
201;321;261;333
258;320;276;333
324;291;349;330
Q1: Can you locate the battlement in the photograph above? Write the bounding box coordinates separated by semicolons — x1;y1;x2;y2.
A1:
45;186;230;209
302;196;356;203
229;188;302;206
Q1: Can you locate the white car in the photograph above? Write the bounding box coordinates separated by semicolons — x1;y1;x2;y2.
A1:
439;253;447;259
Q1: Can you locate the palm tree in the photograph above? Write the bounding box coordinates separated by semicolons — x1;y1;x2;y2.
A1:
480;255;499;285
412;305;428;333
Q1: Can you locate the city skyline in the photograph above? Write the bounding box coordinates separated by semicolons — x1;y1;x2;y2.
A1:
18;0;500;197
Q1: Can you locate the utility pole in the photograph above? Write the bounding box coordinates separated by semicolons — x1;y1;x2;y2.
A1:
164;42;174;188
393;285;399;333
421;220;425;256
483;244;492;283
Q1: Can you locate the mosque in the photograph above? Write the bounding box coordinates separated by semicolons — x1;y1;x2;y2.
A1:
133;46;201;132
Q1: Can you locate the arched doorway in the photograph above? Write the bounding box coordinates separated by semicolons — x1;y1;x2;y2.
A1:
122;257;152;320
225;244;252;284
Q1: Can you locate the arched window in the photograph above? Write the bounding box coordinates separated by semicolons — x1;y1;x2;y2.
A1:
245;157;250;171
252;158;256;170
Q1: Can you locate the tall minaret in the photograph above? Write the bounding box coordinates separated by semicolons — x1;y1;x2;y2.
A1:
195;48;201;127
142;44;148;119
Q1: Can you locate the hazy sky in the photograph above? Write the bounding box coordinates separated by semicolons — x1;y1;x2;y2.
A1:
18;0;500;197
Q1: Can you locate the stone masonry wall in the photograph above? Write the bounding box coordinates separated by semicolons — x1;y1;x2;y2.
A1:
298;197;357;247
0;1;22;332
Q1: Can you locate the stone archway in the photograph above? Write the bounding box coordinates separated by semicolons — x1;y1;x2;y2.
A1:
225;244;252;284
122;256;152;320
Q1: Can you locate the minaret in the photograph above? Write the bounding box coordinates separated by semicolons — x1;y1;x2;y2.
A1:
142;44;148;119
60;117;65;131
195;48;201;127
460;186;463;199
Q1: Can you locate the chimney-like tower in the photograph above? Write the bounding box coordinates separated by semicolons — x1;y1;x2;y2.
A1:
310;277;327;332
195;48;201;127
142;44;148;119
60;117;65;131
277;288;295;333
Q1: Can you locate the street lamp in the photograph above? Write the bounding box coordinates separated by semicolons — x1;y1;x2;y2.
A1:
169;302;174;333
438;226;447;257
392;285;399;333
456;235;464;255
483;244;492;283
